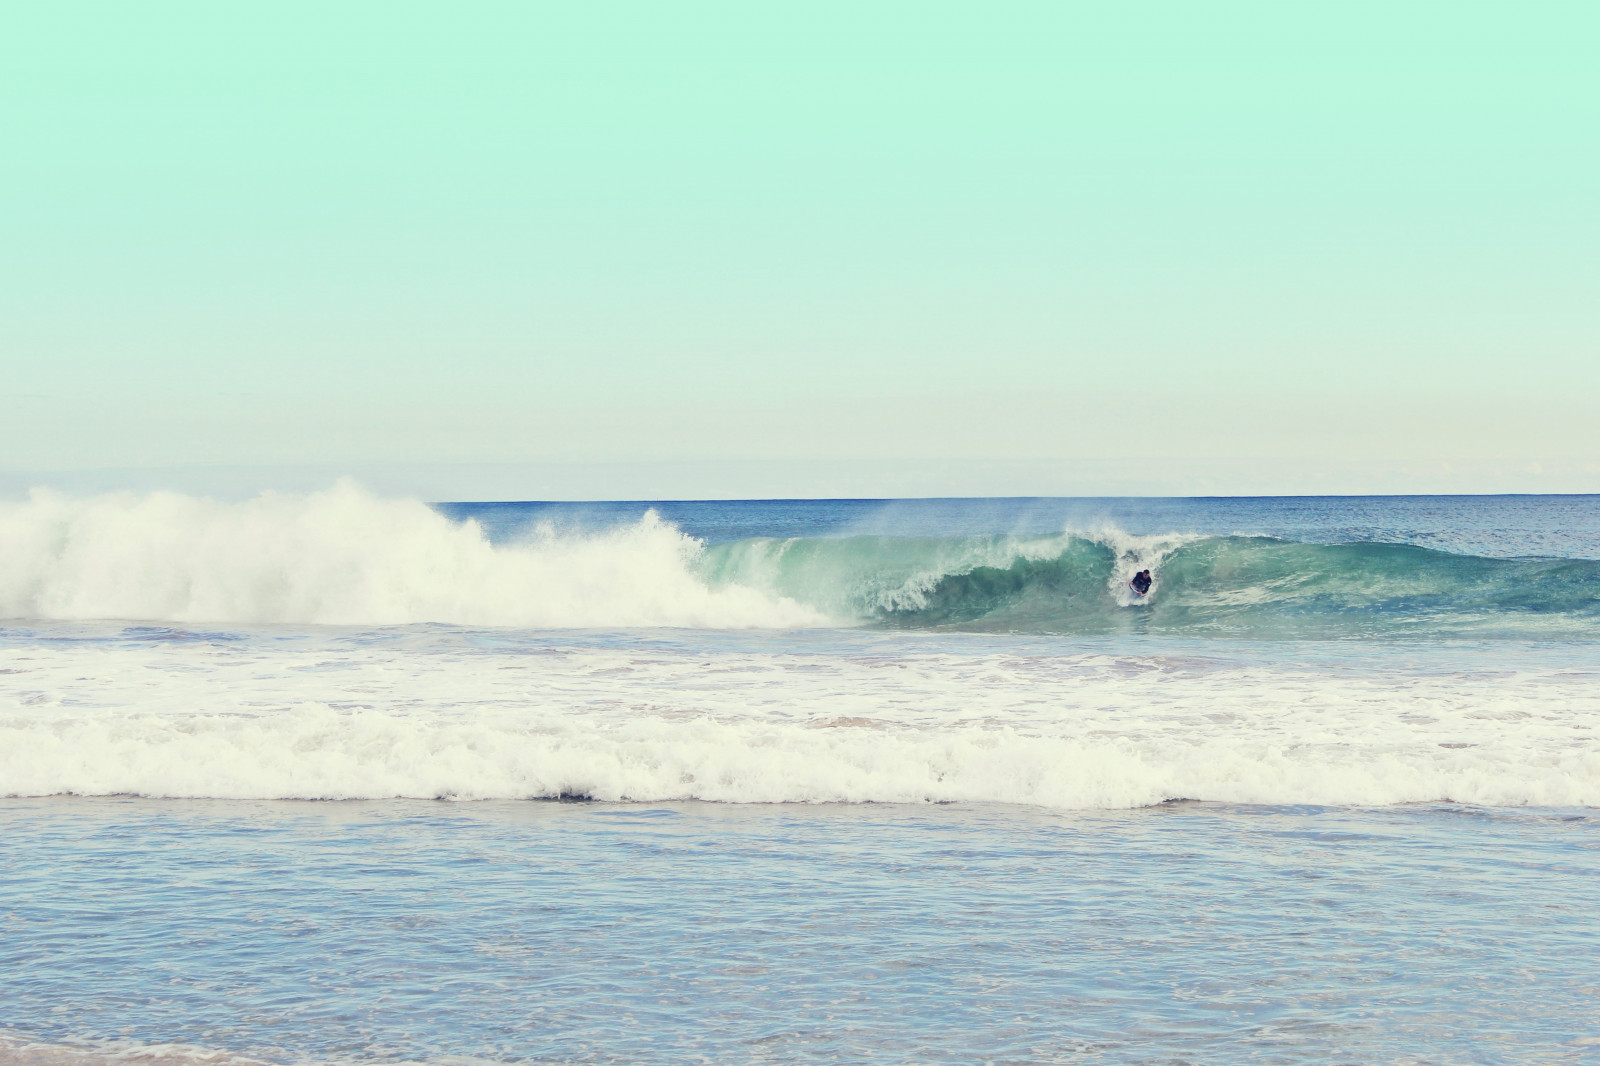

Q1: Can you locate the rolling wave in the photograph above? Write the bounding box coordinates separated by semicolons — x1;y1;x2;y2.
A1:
703;531;1600;637
0;484;819;628
1;485;1595;637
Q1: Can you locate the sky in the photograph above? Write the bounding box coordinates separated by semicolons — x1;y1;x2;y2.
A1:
3;0;1597;499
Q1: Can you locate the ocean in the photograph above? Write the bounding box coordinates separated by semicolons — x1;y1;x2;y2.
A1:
3;487;1599;1064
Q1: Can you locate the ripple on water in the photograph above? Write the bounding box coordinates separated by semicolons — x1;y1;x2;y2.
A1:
1;798;1598;1064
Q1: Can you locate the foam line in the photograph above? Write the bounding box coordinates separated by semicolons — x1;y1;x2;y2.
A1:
5;703;1597;808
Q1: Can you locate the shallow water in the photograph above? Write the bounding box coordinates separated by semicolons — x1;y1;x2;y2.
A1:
3;799;1599;1065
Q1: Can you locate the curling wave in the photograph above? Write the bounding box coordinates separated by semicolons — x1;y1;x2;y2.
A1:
1;486;1596;637
704;531;1600;638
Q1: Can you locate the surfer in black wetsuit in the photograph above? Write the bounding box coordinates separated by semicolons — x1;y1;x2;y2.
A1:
1130;569;1153;596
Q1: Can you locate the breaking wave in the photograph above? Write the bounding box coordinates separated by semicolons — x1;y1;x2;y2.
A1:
0;483;820;628
2;485;1597;637
705;530;1600;637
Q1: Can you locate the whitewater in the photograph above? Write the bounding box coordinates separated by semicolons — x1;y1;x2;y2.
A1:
0;485;820;628
2;623;1597;808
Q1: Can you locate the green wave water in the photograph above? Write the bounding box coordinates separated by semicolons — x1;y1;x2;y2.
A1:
699;533;1600;638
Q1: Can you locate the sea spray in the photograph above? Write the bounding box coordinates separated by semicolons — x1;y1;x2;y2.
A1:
0;483;819;628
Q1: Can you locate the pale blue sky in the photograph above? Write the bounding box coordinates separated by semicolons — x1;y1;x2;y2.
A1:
3;1;1596;498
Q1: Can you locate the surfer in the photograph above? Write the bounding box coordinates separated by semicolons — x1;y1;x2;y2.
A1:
1130;569;1153;596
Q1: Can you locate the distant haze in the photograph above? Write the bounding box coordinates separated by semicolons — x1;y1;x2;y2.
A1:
4;2;1597;499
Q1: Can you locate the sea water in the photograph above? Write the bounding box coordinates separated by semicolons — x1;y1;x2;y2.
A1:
2;488;1599;1064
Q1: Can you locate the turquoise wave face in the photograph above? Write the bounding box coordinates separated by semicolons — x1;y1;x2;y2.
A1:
699;534;1600;638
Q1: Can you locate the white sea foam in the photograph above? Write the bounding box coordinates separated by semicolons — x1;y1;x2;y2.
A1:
0;483;820;628
0;1035;268;1066
3;625;1596;809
